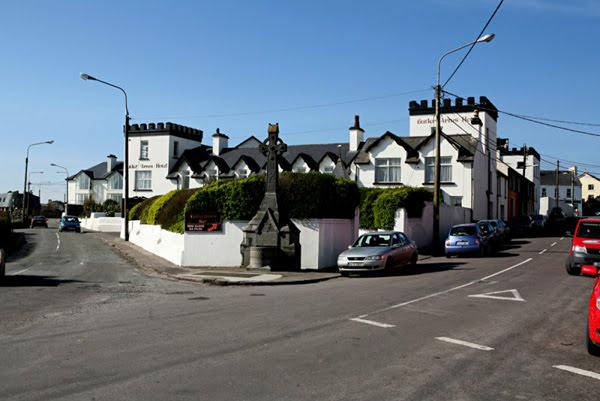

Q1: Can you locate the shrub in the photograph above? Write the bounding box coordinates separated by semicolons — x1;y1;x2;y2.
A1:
82;198;102;218
129;196;160;222
220;175;265;220
157;189;197;233
358;187;384;229
146;191;178;225
102;199;121;217
372;187;433;230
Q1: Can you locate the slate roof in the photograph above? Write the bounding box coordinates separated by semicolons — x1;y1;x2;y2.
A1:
166;131;481;179
69;161;123;180
541;170;581;186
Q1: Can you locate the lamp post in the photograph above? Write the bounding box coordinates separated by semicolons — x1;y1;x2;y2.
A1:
23;141;53;219
433;33;495;247
28;171;44;214
51;163;69;215
80;73;130;241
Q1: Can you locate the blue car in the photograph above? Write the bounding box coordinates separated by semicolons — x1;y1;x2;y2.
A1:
58;215;81;233
445;223;490;257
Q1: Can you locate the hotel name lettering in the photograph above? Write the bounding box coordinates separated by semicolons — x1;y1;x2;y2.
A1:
128;162;168;169
415;116;471;125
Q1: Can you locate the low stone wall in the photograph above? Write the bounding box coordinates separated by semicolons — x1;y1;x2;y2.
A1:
81;213;123;233
127;215;359;270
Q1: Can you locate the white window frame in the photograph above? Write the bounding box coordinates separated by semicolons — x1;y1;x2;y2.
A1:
107;193;123;203
181;171;190;189
323;165;334;174
425;156;452;183
108;174;123;190
237;169;248;178
449;196;462;207
375;158;401;183
77;174;90;190
173;141;179;158
135;170;152;190
140;140;149;160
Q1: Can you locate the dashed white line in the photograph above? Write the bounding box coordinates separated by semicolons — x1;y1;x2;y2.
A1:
560;237;565;241
435;337;494;351
351;258;532;324
350;318;395;328
539;249;547;255
550;242;557;247
553;365;600;381
56;233;61;251
10;268;29;276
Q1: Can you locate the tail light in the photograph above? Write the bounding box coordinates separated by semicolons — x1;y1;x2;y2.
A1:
475;238;481;246
445;240;450;246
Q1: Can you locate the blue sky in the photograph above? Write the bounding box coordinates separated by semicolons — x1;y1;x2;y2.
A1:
2;0;599;202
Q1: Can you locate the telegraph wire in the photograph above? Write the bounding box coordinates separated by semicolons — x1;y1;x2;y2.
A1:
442;0;505;89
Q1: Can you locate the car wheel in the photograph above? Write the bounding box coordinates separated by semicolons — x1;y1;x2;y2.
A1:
587;320;600;357
385;257;394;273
565;257;580;276
76;228;81;233
0;248;5;278
58;227;63;232
410;253;418;267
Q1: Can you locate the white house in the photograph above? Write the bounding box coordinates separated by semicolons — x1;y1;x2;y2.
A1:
540;167;582;216
497;140;541;214
68;154;123;205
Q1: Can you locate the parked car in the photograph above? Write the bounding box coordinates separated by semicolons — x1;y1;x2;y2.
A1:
30;215;48;228
580;263;600;356
0;248;5;278
337;231;418;276
445;223;491;257
509;215;534;237
477;220;500;250
530;214;547;232
547;207;567;234
565;218;600;275
58;215;81;233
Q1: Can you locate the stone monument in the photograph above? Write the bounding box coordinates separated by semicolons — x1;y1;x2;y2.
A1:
240;123;301;270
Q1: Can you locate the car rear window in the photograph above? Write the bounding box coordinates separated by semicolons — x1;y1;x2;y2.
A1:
577;222;600;239
450;226;477;236
355;234;391;247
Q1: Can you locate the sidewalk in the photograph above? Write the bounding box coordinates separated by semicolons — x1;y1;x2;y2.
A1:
93;232;341;286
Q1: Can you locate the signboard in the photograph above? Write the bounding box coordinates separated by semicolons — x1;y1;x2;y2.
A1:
185;212;222;232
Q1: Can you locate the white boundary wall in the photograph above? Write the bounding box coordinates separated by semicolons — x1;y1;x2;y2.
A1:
81;213;123;233
126;213;359;270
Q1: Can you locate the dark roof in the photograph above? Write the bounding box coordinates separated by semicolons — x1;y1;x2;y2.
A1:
70;161;123;180
541;170;581;186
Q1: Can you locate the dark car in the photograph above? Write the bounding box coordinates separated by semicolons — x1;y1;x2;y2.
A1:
337;231;418;276
58;215;81;233
565;218;600;275
509;215;534;237
530;214;547;232
30;215;48;228
547;207;567;234
477;220;498;252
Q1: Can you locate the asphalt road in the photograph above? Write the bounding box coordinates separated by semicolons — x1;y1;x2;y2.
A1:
1;224;598;400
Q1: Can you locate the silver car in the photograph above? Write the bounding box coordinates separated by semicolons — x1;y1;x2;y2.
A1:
337;231;418;276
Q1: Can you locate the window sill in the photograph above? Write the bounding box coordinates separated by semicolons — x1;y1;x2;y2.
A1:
422;182;456;186
139;158;149;161
373;182;403;185
134;189;152;192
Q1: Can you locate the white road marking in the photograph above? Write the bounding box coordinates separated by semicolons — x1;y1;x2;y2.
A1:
56;233;60;251
539;249;547;254
550;242;557;247
560;237;565;241
10;268;30;276
352;258;533;321
350;318;395;328
553;365;600;381
435;337;494;351
469;289;525;302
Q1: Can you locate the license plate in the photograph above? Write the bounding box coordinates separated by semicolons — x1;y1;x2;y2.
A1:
456;241;469;246
348;262;362;266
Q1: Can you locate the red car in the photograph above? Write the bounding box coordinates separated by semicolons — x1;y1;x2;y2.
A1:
565;218;600;275
582;263;600;356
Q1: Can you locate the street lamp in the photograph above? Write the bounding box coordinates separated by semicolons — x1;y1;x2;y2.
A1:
23;140;53;220
432;33;495;247
80;72;130;241
28;171;44;213
51;163;69;215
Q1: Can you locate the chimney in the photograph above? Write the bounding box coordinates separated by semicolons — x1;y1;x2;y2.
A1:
107;154;117;172
349;115;364;152
212;128;229;156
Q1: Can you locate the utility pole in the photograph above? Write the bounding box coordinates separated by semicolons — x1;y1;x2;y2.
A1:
555;160;560;208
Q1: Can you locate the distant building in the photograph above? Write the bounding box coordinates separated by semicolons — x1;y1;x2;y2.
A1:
579;172;600;201
540;168;582;216
67;154;123;205
0;191;21;212
497;140;541;214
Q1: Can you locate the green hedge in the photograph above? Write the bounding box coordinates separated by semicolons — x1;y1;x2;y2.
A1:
358;188;384;229
146;190;178;225
371;187;433;230
129;196;160;221
157;189;197;233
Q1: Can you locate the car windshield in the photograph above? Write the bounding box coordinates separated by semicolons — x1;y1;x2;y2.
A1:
450;226;477;236
354;234;391;247
577;222;600;239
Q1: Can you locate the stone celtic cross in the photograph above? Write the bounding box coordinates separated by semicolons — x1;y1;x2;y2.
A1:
259;123;287;194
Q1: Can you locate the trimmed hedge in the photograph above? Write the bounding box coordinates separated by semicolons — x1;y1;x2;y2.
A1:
157;189;197;233
146;190;178;225
371;187;433;230
129;196;160;221
358;188;384;229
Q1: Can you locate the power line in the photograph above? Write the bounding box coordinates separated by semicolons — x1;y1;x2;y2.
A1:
134;88;430;121
442;0;505;88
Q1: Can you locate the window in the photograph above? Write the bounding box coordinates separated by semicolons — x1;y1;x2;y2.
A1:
292;166;306;173
107;193;123;203
375;158;401;183
237;169;248;178
589;184;595;191
181;171;190;189
324;165;334;174
173;141;179;158
75;194;89;204
566;188;572;199
77;174;90;190
140;140;149;160
209;169;218;181
135;171;152;190
425;157;452;183
542;188;547;197
449;196;462;207
108;174;123;190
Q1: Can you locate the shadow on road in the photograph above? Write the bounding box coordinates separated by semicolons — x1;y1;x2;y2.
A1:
0;275;83;287
400;261;469;276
